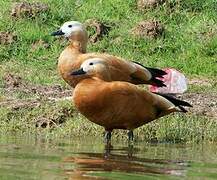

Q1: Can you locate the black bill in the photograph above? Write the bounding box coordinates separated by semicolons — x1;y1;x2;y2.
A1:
51;30;65;36
71;68;86;76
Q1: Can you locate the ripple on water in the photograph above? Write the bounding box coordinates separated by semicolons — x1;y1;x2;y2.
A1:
0;137;216;179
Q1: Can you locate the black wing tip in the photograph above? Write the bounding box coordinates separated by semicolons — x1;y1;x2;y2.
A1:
132;61;168;87
178;106;188;113
145;67;167;77
184;102;193;107
151;78;167;87
177;99;193;107
132;61;167;77
155;93;193;108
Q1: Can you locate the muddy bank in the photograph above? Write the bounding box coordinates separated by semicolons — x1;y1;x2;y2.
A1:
1;73;216;119
1;91;216;119
2;73;72;99
180;93;217;118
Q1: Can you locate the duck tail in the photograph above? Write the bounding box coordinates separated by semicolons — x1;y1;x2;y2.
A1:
132;61;167;87
150;78;167;87
144;66;167;78
155;93;193;113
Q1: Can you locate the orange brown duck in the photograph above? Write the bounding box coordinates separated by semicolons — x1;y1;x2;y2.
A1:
70;58;192;144
51;21;167;88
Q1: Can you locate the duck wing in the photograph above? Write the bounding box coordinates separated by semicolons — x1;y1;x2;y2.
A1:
84;53;166;87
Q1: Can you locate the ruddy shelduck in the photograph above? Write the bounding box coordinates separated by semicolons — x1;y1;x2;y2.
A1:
51;21;167;88
71;59;192;144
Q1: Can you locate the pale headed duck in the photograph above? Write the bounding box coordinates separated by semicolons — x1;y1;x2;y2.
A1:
51;21;167;88
71;58;192;144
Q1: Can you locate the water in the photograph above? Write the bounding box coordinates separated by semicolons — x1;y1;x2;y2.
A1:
0;136;217;180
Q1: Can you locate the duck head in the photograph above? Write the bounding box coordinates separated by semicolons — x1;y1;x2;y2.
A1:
51;21;88;52
71;58;111;81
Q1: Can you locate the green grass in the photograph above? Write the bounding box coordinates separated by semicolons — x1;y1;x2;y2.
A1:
0;0;217;142
0;99;216;142
1;0;217;81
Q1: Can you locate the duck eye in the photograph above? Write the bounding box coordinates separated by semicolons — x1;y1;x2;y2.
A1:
89;62;93;65
68;25;72;28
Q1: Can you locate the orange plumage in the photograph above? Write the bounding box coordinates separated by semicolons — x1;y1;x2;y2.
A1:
71;59;192;141
52;21;167;88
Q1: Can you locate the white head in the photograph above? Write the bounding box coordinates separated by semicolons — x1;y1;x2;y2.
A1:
71;58;110;80
51;21;87;38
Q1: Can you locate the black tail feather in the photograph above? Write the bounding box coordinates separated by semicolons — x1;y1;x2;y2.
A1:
155;93;192;107
132;61;167;78
132;61;167;87
144;67;167;78
178;106;188;113
154;93;192;112
151;78;167;87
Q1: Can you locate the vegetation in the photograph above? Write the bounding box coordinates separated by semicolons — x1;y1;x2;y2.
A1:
0;0;216;142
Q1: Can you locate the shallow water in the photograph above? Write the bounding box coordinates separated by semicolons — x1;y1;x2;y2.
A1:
0;136;217;180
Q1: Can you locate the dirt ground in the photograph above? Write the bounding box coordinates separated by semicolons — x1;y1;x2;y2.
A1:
0;73;216;119
180;92;217;118
0;73;72;111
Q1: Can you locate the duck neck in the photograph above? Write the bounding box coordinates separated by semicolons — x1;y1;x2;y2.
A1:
68;31;88;53
69;40;87;53
79;77;105;86
95;72;111;82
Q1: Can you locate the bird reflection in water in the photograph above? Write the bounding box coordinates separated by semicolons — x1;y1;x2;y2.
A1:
63;145;188;179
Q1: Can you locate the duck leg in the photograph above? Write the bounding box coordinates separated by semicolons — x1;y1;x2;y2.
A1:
127;143;134;159
104;130;112;146
104;145;112;159
127;130;134;142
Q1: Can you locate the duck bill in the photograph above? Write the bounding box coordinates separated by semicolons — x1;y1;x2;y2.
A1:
51;30;65;36
71;68;86;76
